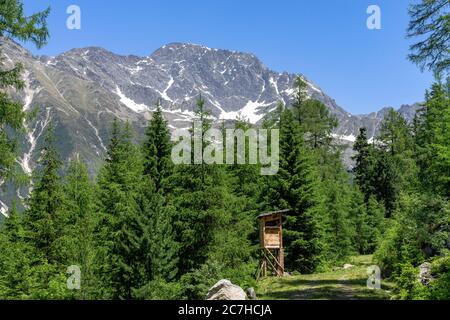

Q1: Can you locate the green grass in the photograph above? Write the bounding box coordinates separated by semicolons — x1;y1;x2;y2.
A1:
256;255;394;300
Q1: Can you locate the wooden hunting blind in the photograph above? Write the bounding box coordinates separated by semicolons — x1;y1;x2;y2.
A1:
256;209;289;279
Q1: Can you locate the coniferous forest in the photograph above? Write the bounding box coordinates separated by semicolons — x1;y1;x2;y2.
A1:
0;0;449;300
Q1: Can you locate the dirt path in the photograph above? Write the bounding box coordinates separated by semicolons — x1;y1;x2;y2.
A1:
256;255;394;300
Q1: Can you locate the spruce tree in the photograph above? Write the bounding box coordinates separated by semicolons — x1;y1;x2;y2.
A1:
61;159;98;299
365;195;385;251
372;150;399;218
263;108;324;273
143;101;173;193
146;195;179;281
293;77;357;268
97;119;148;299
24;123;65;263
21;124;69;298
227;116;261;212
374;109;416;216
140;105;179;286
0;203;33;299
170;97;230;276
349;189;372;254
352;127;376;202
321;159;354;265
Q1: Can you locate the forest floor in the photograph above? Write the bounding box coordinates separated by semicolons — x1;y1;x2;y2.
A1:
256;255;394;300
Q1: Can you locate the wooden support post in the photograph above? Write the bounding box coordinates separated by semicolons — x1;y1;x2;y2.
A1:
257;210;288;280
278;248;284;276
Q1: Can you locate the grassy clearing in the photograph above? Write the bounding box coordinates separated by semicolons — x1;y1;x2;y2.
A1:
256;255;394;300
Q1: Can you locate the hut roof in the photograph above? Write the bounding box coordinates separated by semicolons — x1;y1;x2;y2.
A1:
256;209;290;220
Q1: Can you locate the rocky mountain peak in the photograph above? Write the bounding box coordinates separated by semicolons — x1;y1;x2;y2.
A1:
0;38;421;213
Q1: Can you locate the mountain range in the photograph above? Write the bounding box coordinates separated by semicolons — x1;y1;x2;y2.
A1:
0;37;421;216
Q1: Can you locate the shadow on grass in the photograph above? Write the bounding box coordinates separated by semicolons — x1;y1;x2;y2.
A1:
261;278;393;300
280;278;366;287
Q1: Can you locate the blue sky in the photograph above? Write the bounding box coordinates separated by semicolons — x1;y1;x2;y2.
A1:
21;0;433;114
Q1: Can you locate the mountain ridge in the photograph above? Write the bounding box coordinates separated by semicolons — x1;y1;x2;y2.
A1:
0;37;421;216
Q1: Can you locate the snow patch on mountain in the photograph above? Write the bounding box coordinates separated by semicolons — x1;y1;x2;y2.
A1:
269;76;280;95
22;72;36;112
332;133;357;143
308;81;322;93
283;88;295;96
84;117;107;153
157;77;174;102
163;108;195;119
116;86;149;112
19;108;52;179
0;199;8;217
18;73;43;178
240;100;268;123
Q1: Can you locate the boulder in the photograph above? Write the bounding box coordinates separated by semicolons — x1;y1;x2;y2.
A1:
206;280;246;300
343;264;354;270
246;287;257;300
418;262;434;285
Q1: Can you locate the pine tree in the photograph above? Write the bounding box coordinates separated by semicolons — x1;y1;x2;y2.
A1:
352;127;376;202
97;119;148;299
170;97;231;276
227;116;261;212
321;160;354;265
369;109;417;217
263;108;324;273
372;150;399;218
0;203;33;299
365;195;385;250
60;159;99;299
141;105;179;285
143;101;173;194
24;123;65;263
146;195;179;281
349;189;372;254
21;124;69;299
293;77;357;268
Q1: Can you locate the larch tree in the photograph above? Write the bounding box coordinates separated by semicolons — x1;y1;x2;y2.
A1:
0;0;49;183
407;0;450;76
